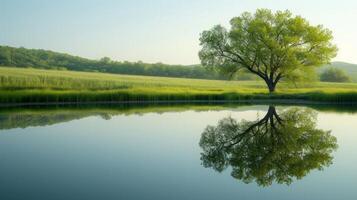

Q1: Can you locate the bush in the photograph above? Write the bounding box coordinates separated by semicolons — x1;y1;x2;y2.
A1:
320;67;351;82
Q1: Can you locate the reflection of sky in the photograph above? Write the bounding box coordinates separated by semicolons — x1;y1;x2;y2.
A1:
0;106;356;199
316;112;357;199
1;0;356;64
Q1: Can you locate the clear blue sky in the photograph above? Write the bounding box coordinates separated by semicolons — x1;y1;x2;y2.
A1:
1;0;356;64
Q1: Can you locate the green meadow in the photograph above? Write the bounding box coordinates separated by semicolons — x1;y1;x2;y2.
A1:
1;66;357;104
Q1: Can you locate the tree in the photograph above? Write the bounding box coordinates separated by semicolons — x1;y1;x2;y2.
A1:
99;57;111;64
320;67;351;82
0;47;12;65
199;106;338;186
199;9;338;92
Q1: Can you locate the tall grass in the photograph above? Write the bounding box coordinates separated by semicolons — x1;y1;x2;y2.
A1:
1;66;357;104
0;66;267;90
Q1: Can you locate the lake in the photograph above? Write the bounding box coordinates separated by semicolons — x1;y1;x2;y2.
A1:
0;104;356;200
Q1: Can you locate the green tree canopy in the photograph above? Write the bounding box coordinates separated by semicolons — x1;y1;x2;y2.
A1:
199;9;338;92
320;67;351;82
199;106;338;186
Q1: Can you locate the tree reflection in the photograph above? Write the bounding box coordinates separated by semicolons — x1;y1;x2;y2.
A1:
199;106;338;186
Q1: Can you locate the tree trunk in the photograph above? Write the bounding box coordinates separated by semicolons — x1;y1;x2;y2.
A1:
265;79;276;93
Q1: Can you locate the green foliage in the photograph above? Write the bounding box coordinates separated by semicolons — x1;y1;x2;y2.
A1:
318;62;357;82
320;67;351;82
199;106;338;186
199;9;337;92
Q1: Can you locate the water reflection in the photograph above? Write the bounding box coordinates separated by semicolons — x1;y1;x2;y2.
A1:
0;104;231;130
199;106;338;186
1;103;357;130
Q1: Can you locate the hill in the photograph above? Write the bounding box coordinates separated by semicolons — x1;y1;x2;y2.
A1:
0;45;257;80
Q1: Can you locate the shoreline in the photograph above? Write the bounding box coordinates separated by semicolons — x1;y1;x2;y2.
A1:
1;99;357;108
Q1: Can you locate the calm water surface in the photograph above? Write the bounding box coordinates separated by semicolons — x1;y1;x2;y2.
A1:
0;104;356;200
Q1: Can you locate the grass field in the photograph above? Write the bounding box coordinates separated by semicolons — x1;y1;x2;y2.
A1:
1;66;357;104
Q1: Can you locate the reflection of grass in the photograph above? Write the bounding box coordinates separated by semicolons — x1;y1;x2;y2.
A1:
1;103;357;130
0;103;252;130
1;67;357;103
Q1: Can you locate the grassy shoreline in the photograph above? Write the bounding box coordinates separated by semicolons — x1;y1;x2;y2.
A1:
1;66;357;104
1;91;357;104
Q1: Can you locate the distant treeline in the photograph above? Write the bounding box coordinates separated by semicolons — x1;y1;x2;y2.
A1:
0;45;256;80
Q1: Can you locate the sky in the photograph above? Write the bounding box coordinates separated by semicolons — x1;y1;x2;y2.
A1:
0;0;356;65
